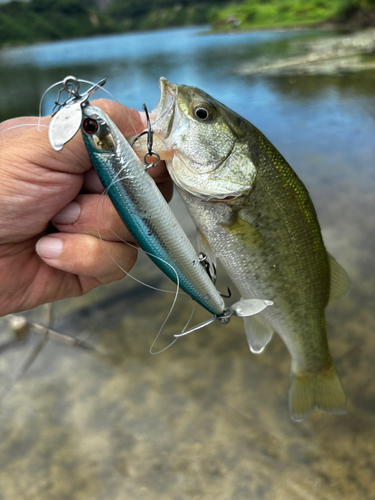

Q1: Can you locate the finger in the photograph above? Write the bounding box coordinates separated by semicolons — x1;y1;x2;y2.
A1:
146;160;170;183
52;194;137;243
82;168;106;193
52;178;173;242
96;99;145;138
36;233;137;284
158;177;174;203
0;99;148;176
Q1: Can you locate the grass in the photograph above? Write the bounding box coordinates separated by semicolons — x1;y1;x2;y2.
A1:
210;0;375;30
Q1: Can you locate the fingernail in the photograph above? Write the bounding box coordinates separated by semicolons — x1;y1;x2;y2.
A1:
52;202;80;224
37;237;63;259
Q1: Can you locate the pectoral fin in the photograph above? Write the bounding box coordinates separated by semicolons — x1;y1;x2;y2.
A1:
222;214;264;250
328;253;350;303
244;314;274;353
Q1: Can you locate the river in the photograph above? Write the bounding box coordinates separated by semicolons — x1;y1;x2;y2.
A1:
0;26;374;500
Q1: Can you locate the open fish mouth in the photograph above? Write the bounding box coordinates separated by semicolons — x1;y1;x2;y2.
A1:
155;77;176;116
152;77;180;139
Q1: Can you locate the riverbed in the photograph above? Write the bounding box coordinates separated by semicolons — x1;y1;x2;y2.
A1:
0;26;374;500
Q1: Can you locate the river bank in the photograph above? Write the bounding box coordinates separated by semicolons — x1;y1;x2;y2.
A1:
211;0;375;33
236;28;375;76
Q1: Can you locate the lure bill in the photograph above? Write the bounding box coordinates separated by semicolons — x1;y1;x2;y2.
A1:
47;77;271;325
148;77;350;421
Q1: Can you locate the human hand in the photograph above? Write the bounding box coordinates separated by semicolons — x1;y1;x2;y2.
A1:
0;99;172;316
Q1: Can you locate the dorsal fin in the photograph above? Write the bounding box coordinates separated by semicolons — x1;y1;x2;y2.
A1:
328;253;350;303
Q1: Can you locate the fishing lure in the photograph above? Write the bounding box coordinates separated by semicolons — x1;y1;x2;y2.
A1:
48;76;272;331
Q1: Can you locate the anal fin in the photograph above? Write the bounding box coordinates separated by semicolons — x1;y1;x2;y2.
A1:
244;313;274;354
289;360;346;422
328;253;350;303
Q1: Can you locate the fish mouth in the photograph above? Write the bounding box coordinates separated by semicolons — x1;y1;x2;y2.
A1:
155;77;176;116
153;77;180;140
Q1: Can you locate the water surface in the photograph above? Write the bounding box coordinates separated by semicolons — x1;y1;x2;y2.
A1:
0;27;374;500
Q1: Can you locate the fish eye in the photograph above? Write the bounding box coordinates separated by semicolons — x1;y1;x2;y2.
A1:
192;103;214;122
83;118;99;134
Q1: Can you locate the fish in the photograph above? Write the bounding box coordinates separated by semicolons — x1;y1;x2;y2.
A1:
79;103;226;316
149;77;350;421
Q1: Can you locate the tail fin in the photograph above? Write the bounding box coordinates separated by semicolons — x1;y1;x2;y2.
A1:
289;361;346;422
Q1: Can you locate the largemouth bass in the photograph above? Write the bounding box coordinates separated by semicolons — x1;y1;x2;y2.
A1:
150;78;350;422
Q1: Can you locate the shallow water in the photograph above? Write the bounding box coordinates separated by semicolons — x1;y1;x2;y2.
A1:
0;27;374;500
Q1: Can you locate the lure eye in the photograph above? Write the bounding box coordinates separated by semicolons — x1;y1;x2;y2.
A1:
83;118;98;134
192;103;215;122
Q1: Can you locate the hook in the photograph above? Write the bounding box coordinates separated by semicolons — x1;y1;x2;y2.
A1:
198;252;216;283
130;103;161;171
220;286;232;299
198;252;231;298
51;76;106;116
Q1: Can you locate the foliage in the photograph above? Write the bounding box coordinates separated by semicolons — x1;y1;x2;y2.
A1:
211;0;375;30
0;0;110;46
0;0;231;47
0;0;374;48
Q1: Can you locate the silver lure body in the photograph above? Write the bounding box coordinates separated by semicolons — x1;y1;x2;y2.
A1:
80;104;225;315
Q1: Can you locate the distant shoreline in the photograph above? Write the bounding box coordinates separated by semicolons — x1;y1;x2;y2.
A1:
0;22;367;52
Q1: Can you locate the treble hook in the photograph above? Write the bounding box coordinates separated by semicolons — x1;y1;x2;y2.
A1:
52;76;80;116
219;286;232;299
130;103;160;171
198;253;232;298
51;76;106;116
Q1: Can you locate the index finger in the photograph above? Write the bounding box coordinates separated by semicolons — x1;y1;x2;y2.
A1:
0;99;149;176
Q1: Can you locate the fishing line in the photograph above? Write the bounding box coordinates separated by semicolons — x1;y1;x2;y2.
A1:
97;183;182;294
149;303;196;355
95;169;204;352
0;122;49;137
0;80;67;136
38;79;64;126
96;181;187;353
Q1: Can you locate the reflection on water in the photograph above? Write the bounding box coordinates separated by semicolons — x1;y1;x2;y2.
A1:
0;27;374;500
